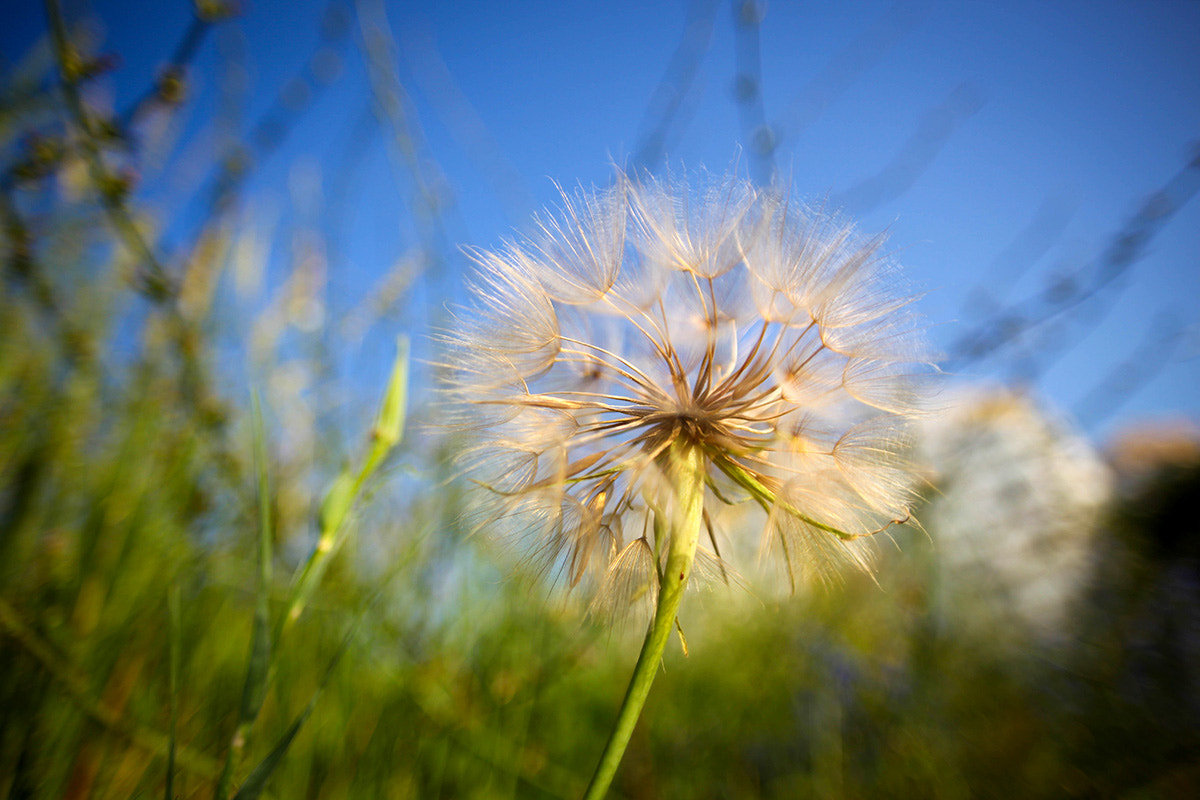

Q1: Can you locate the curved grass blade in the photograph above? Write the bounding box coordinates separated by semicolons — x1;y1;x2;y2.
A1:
227;682;323;800
230;572;389;800
216;391;275;800
165;584;180;800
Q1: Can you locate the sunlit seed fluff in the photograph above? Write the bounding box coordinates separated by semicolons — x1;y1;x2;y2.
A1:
439;168;935;615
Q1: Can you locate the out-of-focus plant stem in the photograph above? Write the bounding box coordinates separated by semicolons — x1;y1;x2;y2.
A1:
280;336;410;636
44;0;244;496
214;392;276;800
44;0;171;302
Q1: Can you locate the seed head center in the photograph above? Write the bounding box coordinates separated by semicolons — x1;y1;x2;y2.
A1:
640;392;736;451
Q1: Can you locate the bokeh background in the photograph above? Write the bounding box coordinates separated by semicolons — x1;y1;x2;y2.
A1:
2;1;1198;798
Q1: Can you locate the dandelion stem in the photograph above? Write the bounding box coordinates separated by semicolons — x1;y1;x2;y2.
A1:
582;442;706;800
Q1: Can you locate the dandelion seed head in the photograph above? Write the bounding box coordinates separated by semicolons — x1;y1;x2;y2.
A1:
439;167;935;614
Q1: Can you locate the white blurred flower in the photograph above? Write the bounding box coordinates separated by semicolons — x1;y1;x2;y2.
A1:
920;388;1113;636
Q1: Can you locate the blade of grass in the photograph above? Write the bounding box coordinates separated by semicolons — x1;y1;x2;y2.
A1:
229;543;412;800
165;584;180;800
280;336;409;634
228;625;352;800
215;391;275;800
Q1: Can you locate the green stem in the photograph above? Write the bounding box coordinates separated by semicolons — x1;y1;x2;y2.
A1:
582;443;706;800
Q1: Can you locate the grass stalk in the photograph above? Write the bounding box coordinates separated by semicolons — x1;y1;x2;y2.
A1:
215;391;274;800
280;336;409;635
165;585;180;800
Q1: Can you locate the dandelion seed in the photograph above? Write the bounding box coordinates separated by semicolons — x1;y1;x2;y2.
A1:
438;165;935;798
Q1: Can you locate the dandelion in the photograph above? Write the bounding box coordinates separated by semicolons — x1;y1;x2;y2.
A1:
439;166;933;798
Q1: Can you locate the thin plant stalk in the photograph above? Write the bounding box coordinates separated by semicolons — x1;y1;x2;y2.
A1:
165;585;180;800
215;391;274;800
278;336;409;636
582;442;706;800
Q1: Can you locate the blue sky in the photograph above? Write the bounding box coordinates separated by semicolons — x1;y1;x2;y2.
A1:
5;0;1199;442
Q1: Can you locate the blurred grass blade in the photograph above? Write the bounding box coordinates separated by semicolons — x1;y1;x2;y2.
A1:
230;613;360;800
227;695;317;800
281;336;409;632
216;391;275;800
165;584;181;800
234;560;411;800
246;390;274;721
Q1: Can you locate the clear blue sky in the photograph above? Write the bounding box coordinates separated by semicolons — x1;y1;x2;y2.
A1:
5;0;1199;442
